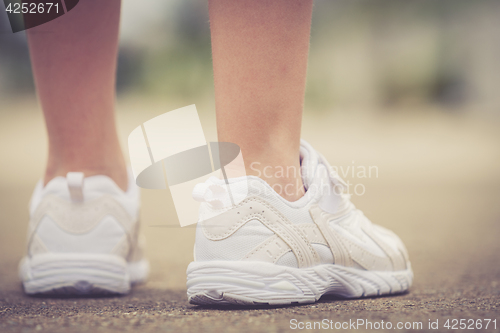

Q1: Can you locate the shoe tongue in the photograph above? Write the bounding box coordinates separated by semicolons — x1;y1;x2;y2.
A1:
299;139;320;190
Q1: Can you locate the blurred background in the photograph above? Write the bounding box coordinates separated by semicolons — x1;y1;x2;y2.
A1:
0;0;499;311
1;0;500;114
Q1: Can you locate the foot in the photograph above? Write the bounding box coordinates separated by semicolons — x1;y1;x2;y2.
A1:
19;170;149;295
187;140;412;306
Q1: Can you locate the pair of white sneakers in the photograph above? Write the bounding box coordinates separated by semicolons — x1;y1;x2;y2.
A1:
20;140;412;305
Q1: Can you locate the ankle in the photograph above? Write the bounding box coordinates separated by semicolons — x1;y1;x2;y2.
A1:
263;176;305;201
247;162;305;201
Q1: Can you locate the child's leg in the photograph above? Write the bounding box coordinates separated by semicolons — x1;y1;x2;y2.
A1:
28;0;127;190
209;0;314;201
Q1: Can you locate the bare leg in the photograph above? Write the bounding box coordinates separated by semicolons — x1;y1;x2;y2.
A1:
28;0;127;190
209;0;313;201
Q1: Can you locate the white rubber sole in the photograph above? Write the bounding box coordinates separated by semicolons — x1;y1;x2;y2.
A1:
187;261;413;306
19;253;149;295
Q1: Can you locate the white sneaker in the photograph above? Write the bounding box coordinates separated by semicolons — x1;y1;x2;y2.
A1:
19;170;149;295
187;140;413;305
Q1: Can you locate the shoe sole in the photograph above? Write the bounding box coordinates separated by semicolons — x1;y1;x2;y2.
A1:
19;253;149;295
187;261;413;306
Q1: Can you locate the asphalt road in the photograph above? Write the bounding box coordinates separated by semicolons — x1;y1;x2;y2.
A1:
1;99;499;332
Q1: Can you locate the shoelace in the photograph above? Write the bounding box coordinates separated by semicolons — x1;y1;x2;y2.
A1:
192;181;229;210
